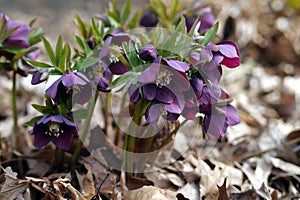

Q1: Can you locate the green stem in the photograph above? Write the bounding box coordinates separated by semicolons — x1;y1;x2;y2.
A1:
123;99;143;177
11;68;21;153
104;93;112;135
71;91;99;169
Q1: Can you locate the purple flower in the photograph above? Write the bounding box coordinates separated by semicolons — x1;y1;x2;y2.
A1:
93;69;112;92
46;72;93;105
31;68;48;85
203;105;240;138
30;114;78;150
99;33;130;75
185;7;215;33
4;20;30;48
0;13;40;76
214;41;240;68
139;11;159;28
139;45;158;61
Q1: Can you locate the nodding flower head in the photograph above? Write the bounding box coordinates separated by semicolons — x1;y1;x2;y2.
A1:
30;114;78;150
46;72;93;105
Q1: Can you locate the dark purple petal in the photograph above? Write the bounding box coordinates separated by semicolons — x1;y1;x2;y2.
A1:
217;41;240;68
108;61;129;75
94;74;110;92
139;11;158;27
142;84;157;100
128;85;141;103
27;49;40;61
99;36;112;58
201;61;222;83
52;128;74;150
169;70;190;92
62;73;87;87
5;20;30;48
203;113;226;138
138;57;161;83
164;59;189;72
145;103;162;124
224;105;240;126
155;87;175;104
190;77;203;100
32;123;51;147
139;45;158;61
110;33;131;46
182;98;197;120
46;76;63;101
166;113;180;121
198;7;215;32
31;70;47;85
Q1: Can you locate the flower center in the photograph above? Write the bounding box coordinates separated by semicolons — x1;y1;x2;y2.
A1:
109;45;123;63
46;122;64;138
156;68;173;87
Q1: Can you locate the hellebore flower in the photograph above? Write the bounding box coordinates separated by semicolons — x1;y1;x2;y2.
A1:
46;72;93;105
139;11;159;28
93;68;112;92
214;40;240;68
30;114;78;150
99;32;130;75
31;68;48;85
185;7;215;33
138;45;158;61
4;20;30;48
203;105;240;138
0;13;40;76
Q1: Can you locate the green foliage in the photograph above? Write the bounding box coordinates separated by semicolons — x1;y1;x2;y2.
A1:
105;0;143;30
107;71;138;90
200;22;219;46
28;36;72;74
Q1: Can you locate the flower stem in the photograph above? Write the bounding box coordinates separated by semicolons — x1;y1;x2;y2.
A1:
123;99;143;177
104;92;112;135
12;69;20;152
71;91;99;169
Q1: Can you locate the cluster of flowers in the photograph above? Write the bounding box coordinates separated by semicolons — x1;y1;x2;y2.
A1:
1;0;241;151
0;13;40;76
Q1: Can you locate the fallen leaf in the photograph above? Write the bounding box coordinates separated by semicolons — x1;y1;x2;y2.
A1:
125;185;177;200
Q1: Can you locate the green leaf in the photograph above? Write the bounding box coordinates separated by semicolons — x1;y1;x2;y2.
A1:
107;71;138;90
23;116;42;127
79;56;100;70
0;26;19;42
200;22;219;46
26;60;54;69
0;15;7;38
128;10;143;29
64;43;71;69
28;27;43;45
0;46;24;54
90;18;100;38
74;14;88;39
32;104;48;113
106;9;120;27
120;0;131;24
55;36;63;66
123;42;143;69
13;46;39;61
41;36;56;66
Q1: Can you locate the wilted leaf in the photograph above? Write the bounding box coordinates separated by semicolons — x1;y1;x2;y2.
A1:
125;185;177;200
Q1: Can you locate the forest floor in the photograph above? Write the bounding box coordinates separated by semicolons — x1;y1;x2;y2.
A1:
1;0;300;199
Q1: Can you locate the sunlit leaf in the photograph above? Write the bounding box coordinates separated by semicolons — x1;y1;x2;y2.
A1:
120;0;131;24
200;22;219;46
107;71;138;90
